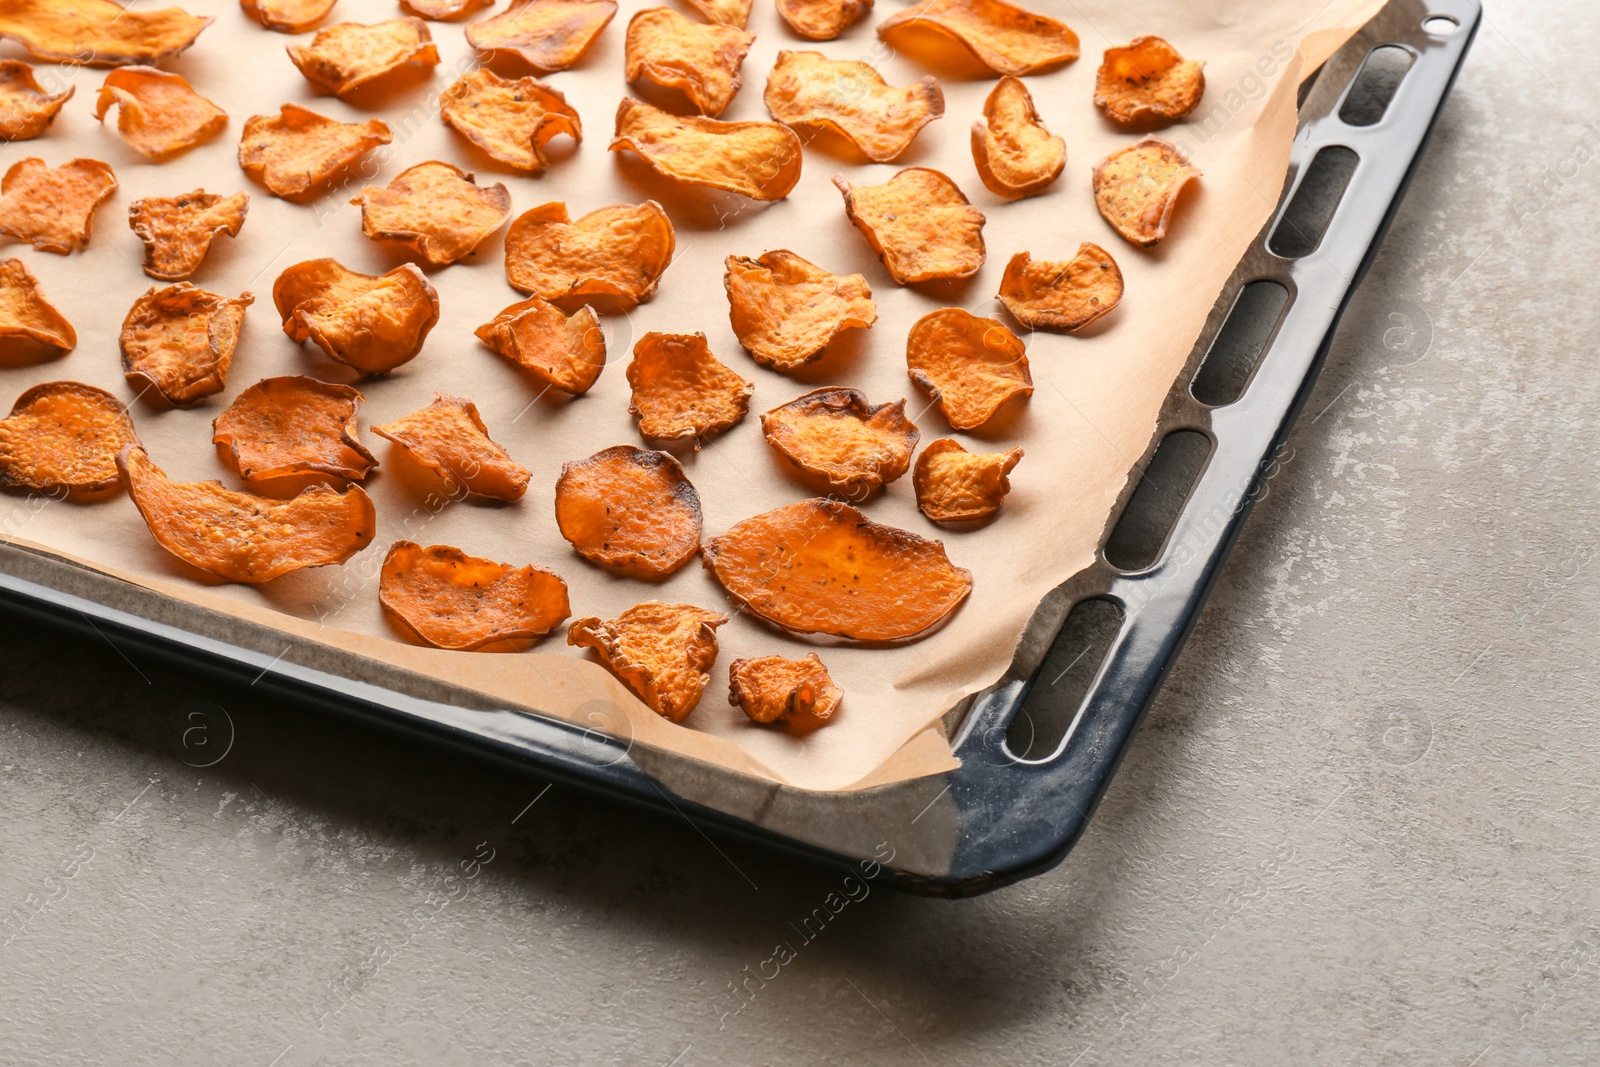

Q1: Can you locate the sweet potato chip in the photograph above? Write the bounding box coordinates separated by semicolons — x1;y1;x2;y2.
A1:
212;376;377;484
834;168;984;284
0;382;137;494
680;0;751;26
905;307;1031;430
555;445;702;578
703;498;971;641
119;445;376;583
238;105;392;202
998;244;1123;332
724;250;875;371
0;157;116;255
466;0;617;72
728;653;841;724
476;296;605;396
380;541;570;650
241;0;335;34
274;259;439;375
372;394;530;502
1093;138;1200;248
625;7;752;117
626;332;753;448
93;67;225;160
400;0;493;20
120;284;253;407
351;161;511;267
0;61;72;141
777;0;871;41
913;437;1021;521
764;51;942;163
289;18;441;97
504;200;674;309
128;190;249;282
971;75;1064;199
876;0;1077;76
439;68;581;175
1094;36;1205;128
761;388;916;494
611;98;802;201
0;0;211;67
0;258;75;353
568;601;727;722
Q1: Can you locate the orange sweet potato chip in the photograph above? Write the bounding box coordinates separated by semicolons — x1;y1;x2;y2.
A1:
241;0;335;34
905;307;1031;430
913;437;1022;521
476;296;605;396
238;105;392;202
0;258;75;354
724;250;875;371
777;0;871;41
289;18;441;97
380;540;570;650
971;75;1063;199
555;444;702;578
0;157;116;255
504;200;674;309
834;167;984;284
0;381;137;494
0;0;212;67
876;0;1077;76
1093;138;1201;248
728;653;842;724
625;7;752;117
0;61;72;141
439;68;581;175
611;97;803;201
94;67;225;160
703;498;971;641
372;393;531;502
568;601;727;722
761;387;917;494
1095;36;1205;128
400;0;493;20
274;259;439;375
764;50;942;163
119;284;253;408
212;376;377;484
119;445;376;583
681;0;751;26
128;190;249;282
466;0;617;72
351;161;511;267
998;244;1123;332
626;332;753;448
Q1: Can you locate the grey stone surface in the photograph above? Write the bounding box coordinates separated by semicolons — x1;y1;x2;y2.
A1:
3;5;1597;1065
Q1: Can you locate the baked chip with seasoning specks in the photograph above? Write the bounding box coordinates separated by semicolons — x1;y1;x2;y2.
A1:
625;7;753;117
681;0;751;27
0;61;73;141
729;654;842;724
274;259;439;376
289;18;441;97
1095;36;1205;129
380;541;570;651
0;157;117;255
0;259;75;355
611;98;802;201
761;388;917;495
504;200;675;309
238;105;392;202
120;284;253;408
998;244;1123;332
1093;138;1200;247
913;438;1022;522
476;296;606;396
568;601;728;722
439;69;581;174
834;168;984;284
400;0;493;20
724;250;875;371
0;382;137;495
876;0;1077;76
555;445;702;578
94;67;226;159
627;332;753;448
0;0;212;67
466;0;618;72
241;0;335;34
352;162;511;267
212;376;377;485
128;191;249;282
764;51;942;163
373;394;531;502
906;307;1031;430
971;75;1064;199
777;0;871;41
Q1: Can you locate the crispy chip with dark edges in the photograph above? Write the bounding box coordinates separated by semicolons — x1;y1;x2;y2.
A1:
627;332;753;448
724;250;874;371
274;259;439;376
777;0;871;41
971;75;1063;199
400;0;493;20
764;51;942;163
834;167;983;285
128;190;249;282
119;445;375;583
0;0;212;67
0;258;75;354
466;0;617;72
728;653;841;724
241;0;335;34
476;296;605;396
568;601;727;722
761;388;916;494
905;307;1031;430
0;157;116;255
1095;36;1205;128
1093;137;1200;247
352;162;511;267
238;105;392;202
703;498;971;641
611;98;802;201
439;68;581;174
372;394;531;502
212;376;377;484
380;541;570;651
681;0;752;27
120;284;253;407
0;382;137;494
0;61;73;141
555;445;702;578
289;18;441;97
998;244;1122;332
876;0;1077;76
625;7;752;117
913;437;1021;521
94;67;226;159
505;200;674;309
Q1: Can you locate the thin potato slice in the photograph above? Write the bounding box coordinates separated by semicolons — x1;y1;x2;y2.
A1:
466;0;618;72
241;0;336;34
0;0;212;67
439;68;581;175
1093;138;1200;248
680;0;752;27
380;541;570;650
776;0;871;41
274;259;439;375
905;307;1031;430
611;97;802;201
288;18;441;97
876;0;1077;76
0;259;75;353
400;0;493;20
94;67;226;159
238;104;392;202
0;157;117;255
764;51;942;163
0;382;137;494
702;498;971;641
372;394;531;502
625;7;753;117
567;601;728;722
724;250;875;371
351;161;511;267
971;75;1063;199
128;190;249;282
913;437;1022;521
0;61;73;141
834;168;984;284
555;445;702;577
1094;36;1205;128
119;445;376;583
728;653;841;724
760;387;917;494
627;332;753;448
476;296;605;395
119;284;253;408
998;244;1122;332
504;200;674;309
212;376;377;484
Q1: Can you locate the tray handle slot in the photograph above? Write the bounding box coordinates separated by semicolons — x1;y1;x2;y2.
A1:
1339;45;1416;126
1189;280;1292;407
1268;145;1360;258
1004;597;1124;762
1103;429;1213;572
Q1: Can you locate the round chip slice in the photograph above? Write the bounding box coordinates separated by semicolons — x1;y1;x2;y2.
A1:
776;0;872;41
728;653;842;724
998;245;1123;332
724;250;875;371
94;67;226;159
0;157;117;256
274;259;439;376
351;162;512;267
555;445;702;578
380;541;571;651
288;18;441;97
876;0;1078;76
834;168;984;285
120;284;254;408
372;393;531;502
128;191;249;283
971;75;1064;199
627;332;753;448
681;0;751;26
439;68;581;175
761;388;917;494
505;200;675;309
1094;36;1205;129
0;258;75;355
913;438;1022;522
238;105;393;202
466;0;618;72
905;307;1031;430
400;0;493;20
0;382;138;495
764;51;943;163
625;7;753;117
568;601;728;722
212;376;377;484
611;97;803;202
476;296;606;396
241;0;335;34
0;0;213;67
0;61;73;141
1093;138;1201;248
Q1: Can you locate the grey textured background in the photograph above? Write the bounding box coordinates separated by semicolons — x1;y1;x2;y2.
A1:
3;4;1597;1064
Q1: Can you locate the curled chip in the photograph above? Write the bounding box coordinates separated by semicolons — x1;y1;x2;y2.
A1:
380;541;570;651
0;0;211;67
119;284;253;408
238;105;392;202
626;332;753;448
372;394;531;502
913;438;1022;521
680;0;751;26
0;157;117;255
476;297;605;395
905;307;1031;430
611;97;802;201
274;259;439;375
1093;138;1201;248
728;654;842;724
212;376;377;484
466;0;617;72
764;51;942;163
555;445;702;578
777;0;871;41
0;259;75;354
505;200;674;309
998;244;1122;332
760;388;917;494
876;0;1077;76
702;498;971;641
400;0;493;20
94;67;226;159
971;75;1064;199
835;168;984;284
0;382;137;494
241;0;335;34
119;445;375;584
351;162;511;267
624;7;753;117
439;68;581;175
288;18;441;97
128;190;249;282
568;601;727;722
724;250;875;371
1094;36;1205;128
0;61;73;141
